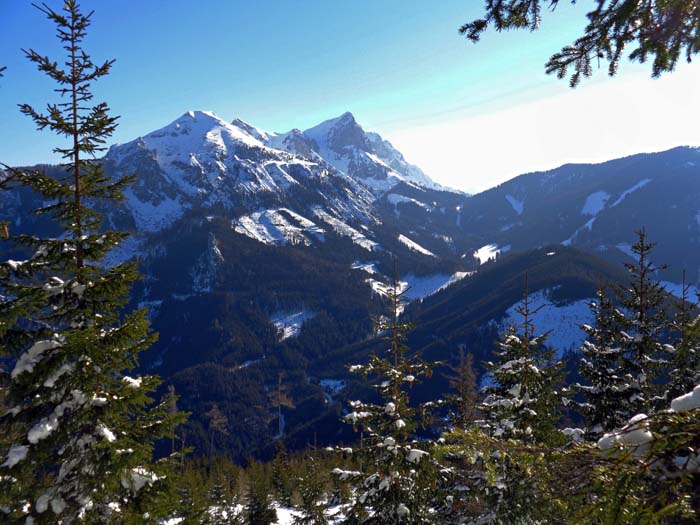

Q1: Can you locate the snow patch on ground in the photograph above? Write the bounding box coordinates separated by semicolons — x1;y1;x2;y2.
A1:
402;272;473;300
387;193;432;215
473;243;510;264
233;208;324;246
124;190;188;232
500;288;594;357
320;379;347;396
660;280;700;300
562;217;596;246
320;379;346;405
367;272;471;304
581;191;610;216
397;234;436;257
271;309;315;340
616;243;635;259
352;261;379;274
611;178;651;207
505;195;524;215
314;208;380;251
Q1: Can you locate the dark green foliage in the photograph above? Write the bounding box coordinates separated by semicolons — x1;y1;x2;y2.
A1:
0;2;185;523
337;263;449;524
270;441;293;507
615;229;671;414
576;285;632;434
462;0;700;86
668;272;700;400
480;275;565;445
245;462;277;525
291;457;330;525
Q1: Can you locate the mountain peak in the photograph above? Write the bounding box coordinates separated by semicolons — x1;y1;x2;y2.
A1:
180;110;223;123
337;111;356;123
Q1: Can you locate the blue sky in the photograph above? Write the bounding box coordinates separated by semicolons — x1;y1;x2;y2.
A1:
1;0;699;193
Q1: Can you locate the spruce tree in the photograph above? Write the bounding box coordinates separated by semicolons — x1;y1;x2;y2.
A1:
291;457;329;525
244;462;277;525
615;229;670;415
271;440;293;507
337;260;448;524
667;271;700;400
576;285;631;435
0;2;184;523
480;275;564;444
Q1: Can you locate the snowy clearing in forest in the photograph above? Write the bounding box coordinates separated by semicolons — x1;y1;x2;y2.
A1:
402;272;473;301
616;243;635;259
581;191;610;216
473;243;510;264
233;208;324;246
562;217;596;246
505;194;524;215
367;271;472;308
397;234;436;257
387;193;432;215
611;178;651;207
500;288;594;357
271;309;315;340
352;261;379;274
314;208;380;251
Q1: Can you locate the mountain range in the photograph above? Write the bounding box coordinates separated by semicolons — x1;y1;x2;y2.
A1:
2;109;699;459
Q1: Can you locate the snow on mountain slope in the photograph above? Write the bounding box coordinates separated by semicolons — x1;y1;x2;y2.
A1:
366;271;471;303
313;208;381;251
105;110;377;231
505;194;524;215
499;288;594;357
233;208;325;246
387;193;433;215
271;309;316;341
472;243;510;264
611;178;651;207
397;234;435;257
581;191;610;216
402;272;473;300
268;112;439;193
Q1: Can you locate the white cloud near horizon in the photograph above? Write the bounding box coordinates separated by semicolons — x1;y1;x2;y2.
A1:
383;64;700;194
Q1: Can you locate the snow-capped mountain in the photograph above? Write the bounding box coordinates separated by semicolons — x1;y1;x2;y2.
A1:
103;110;377;232
268;112;440;193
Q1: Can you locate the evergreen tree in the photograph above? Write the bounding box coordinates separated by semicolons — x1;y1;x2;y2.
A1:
446;347;478;430
667;271;700;400
244;462;277;525
291;457;329;525
576;285;631;435
615;229;670;415
0;2;185;523
337;260;448;524
480;275;564;444
270;440;293;507
461;0;700;86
